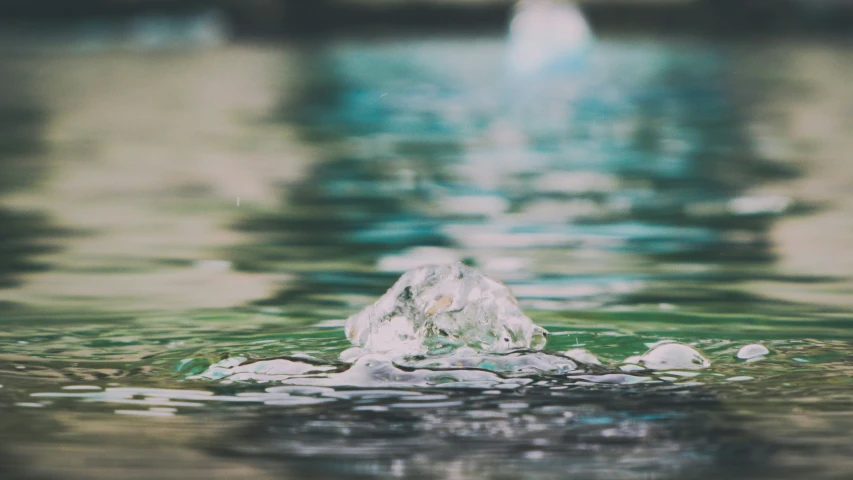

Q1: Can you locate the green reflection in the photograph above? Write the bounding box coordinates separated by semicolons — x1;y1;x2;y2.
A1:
0;68;65;292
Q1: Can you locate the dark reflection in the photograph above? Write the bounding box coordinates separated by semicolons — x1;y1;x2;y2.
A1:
0;65;64;293
0;447;48;480
0;397;58;480
237;38;812;313
235;153;451;305
213;386;781;480
604;64;799;263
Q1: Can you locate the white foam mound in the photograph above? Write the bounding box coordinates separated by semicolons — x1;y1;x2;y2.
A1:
345;263;548;355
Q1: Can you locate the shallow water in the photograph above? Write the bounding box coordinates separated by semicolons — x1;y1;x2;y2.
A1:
1;30;853;479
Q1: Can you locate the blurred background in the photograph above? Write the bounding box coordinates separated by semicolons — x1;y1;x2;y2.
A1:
2;0;852;314
2;1;853;479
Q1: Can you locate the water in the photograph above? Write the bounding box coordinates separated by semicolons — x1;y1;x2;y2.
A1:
1;28;853;479
343;262;549;355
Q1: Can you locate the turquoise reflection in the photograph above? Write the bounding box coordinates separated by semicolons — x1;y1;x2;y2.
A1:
243;37;800;313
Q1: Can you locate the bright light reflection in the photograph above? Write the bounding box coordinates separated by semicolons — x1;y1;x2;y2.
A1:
506;0;593;76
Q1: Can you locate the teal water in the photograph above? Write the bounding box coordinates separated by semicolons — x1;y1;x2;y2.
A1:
1;33;853;479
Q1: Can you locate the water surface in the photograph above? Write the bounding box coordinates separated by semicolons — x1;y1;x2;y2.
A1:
1;31;853;479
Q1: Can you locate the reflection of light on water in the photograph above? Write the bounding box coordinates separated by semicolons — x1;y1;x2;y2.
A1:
534;171;618;194
684;195;791;218
510;278;643;301
506;0;593;77
377;247;460;272
0;44;294;312
728;195;791;215
24;339;737;416
436;193;509;217
128;34;823;315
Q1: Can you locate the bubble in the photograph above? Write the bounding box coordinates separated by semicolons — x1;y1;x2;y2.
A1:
634;343;710;371
736;344;770;360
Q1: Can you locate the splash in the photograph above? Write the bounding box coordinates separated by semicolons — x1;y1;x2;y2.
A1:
345;263;549;355
176;265;771;388
186;340;728;389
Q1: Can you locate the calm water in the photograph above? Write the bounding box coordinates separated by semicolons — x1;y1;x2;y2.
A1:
1;29;853;480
